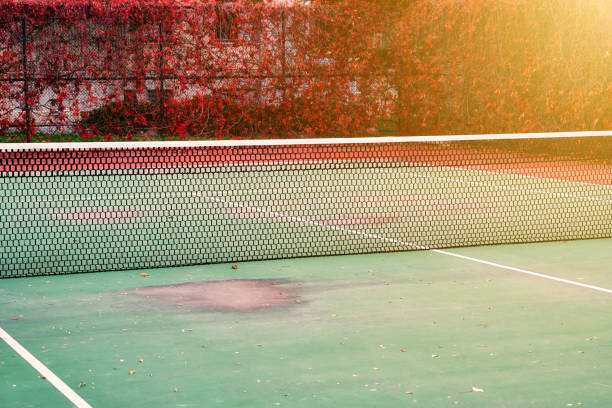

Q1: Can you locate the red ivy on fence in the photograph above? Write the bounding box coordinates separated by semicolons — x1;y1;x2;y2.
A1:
0;0;611;141
0;0;391;140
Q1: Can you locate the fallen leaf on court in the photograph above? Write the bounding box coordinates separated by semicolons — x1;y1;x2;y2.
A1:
11;318;18;320
39;376;46;380
78;382;86;388
577;350;585;354
174;387;178;392
405;391;414;395
432;354;439;358
129;370;135;375
472;386;484;392
138;358;144;363
401;349;406;352
139;273;149;277
231;265;238;270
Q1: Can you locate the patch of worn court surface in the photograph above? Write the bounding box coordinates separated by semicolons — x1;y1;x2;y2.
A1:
126;279;296;311
2;239;612;408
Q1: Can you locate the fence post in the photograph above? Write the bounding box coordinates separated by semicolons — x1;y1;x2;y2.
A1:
21;17;32;141
158;21;166;140
280;8;286;102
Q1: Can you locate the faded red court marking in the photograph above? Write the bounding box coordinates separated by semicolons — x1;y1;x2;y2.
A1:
223;197;500;227
318;215;399;226
53;207;144;224
126;280;296;312
464;161;612;185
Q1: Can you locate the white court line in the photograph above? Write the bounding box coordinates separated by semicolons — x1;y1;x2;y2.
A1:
205;195;426;249
7;162;612;207
372;164;612;194
5;165;612;294
367;166;612;204
6;171;612;206
208;195;612;295
437;163;612;190
1;162;609;408
0;327;93;408
409;172;612;205
431;250;612;295
442;176;612;204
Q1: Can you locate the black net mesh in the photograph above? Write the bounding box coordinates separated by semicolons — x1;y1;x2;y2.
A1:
2;135;612;277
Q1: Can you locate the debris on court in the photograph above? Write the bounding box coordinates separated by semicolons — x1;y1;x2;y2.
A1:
471;386;484;392
129;370;135;375
139;273;150;277
78;382;86;388
232;265;238;270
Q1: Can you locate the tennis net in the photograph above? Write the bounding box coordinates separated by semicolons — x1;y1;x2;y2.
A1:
2;132;612;277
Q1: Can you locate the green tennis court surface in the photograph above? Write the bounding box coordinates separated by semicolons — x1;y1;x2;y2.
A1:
2;238;612;408
2;134;612;407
